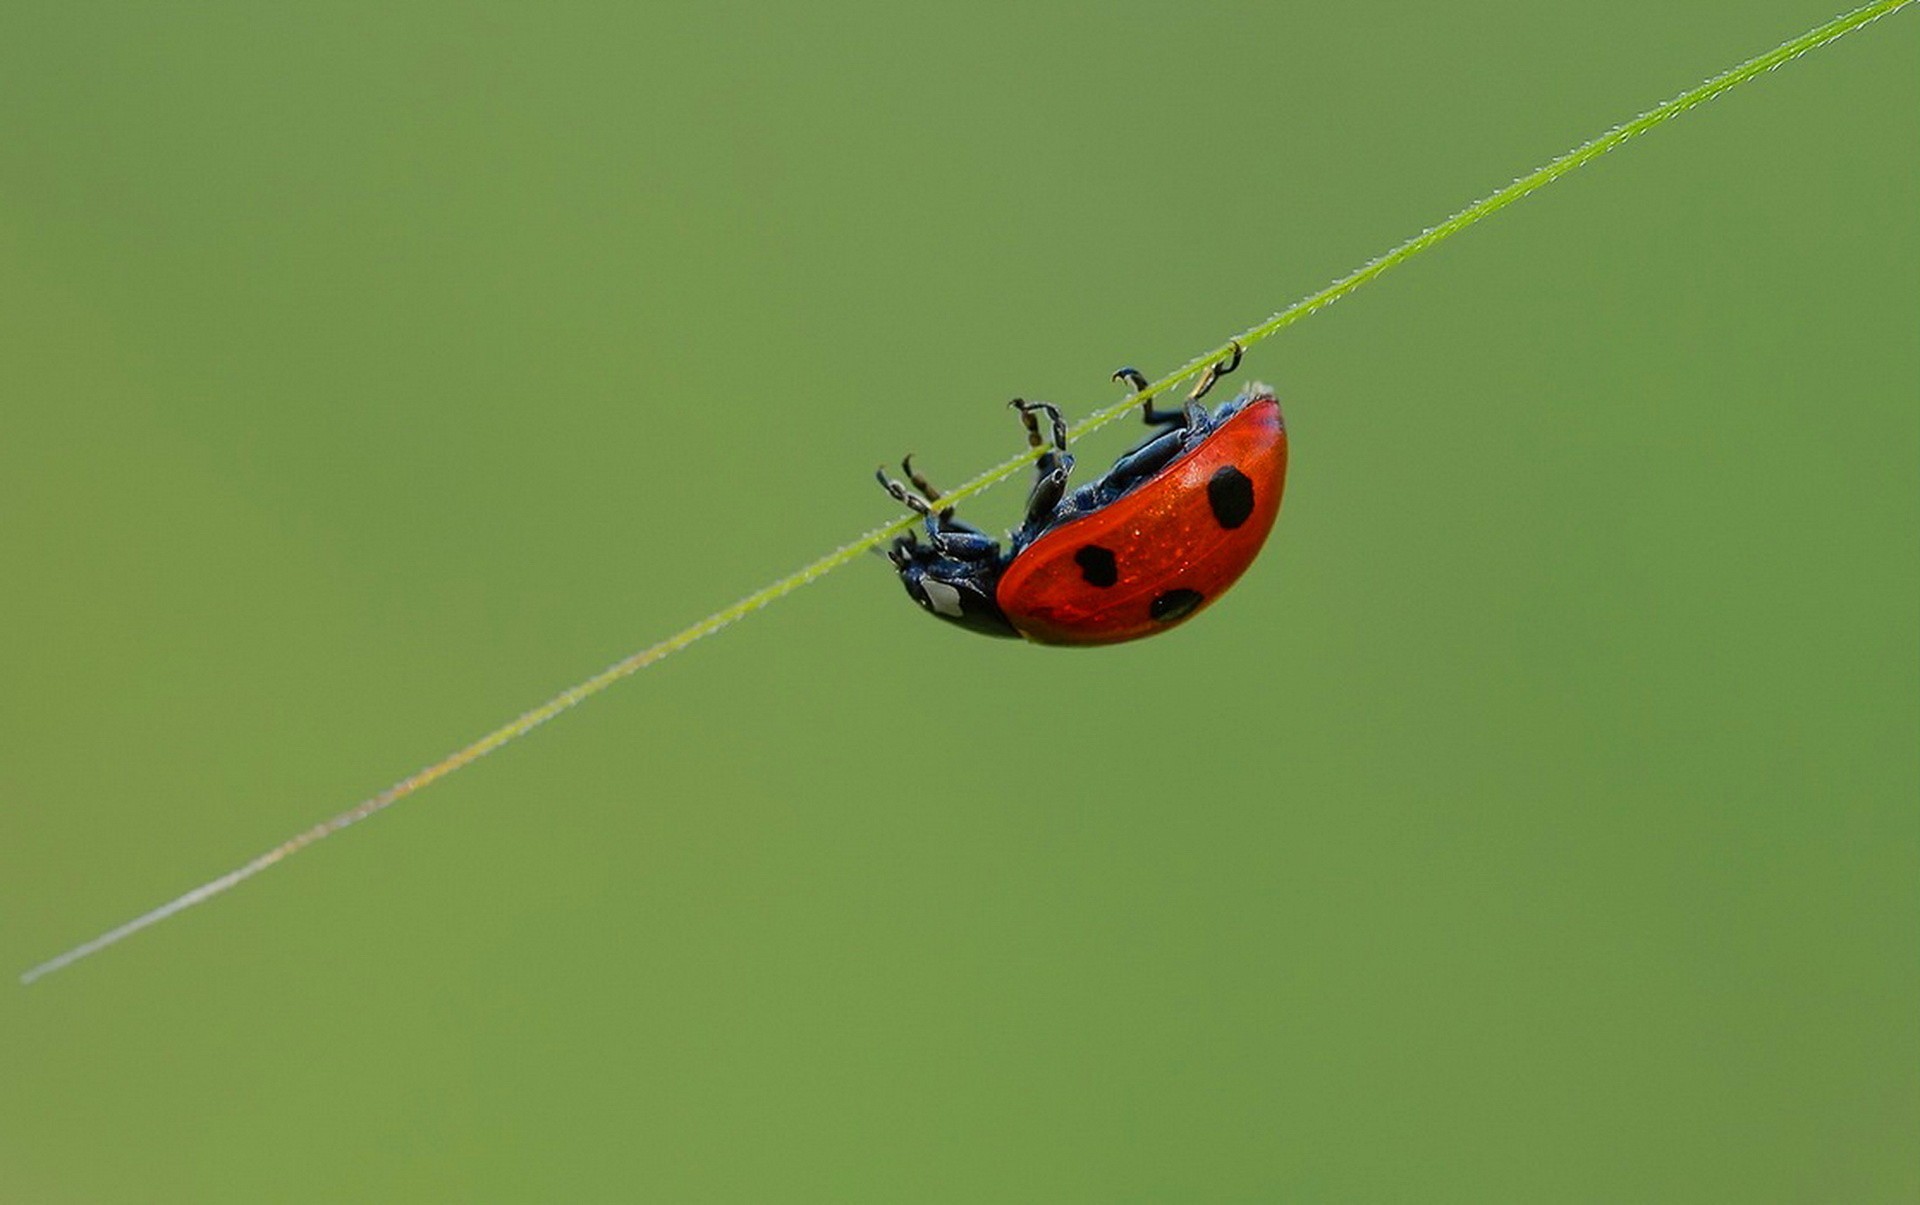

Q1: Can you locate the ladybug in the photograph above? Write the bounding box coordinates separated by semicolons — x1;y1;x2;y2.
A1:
878;343;1287;645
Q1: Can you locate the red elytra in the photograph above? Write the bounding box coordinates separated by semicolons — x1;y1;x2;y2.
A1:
878;356;1288;646
997;396;1286;644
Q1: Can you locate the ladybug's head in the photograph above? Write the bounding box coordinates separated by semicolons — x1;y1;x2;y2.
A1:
887;533;1020;639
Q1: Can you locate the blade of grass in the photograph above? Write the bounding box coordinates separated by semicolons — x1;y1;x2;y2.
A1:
21;0;1914;985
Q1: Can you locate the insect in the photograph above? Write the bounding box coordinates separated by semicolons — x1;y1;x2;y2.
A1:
878;344;1288;645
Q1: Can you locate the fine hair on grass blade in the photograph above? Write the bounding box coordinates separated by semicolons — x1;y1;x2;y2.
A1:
20;0;1916;985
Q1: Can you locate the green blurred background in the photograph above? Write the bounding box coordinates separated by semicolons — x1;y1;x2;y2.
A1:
3;2;1914;1200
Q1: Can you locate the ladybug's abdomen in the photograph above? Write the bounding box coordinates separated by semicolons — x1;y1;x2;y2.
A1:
996;396;1287;646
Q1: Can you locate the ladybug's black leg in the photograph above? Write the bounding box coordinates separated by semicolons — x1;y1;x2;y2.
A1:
877;466;939;518
1023;460;1072;531
1011;398;1069;468
1011;399;1074;531
1114;366;1187;428
1144;400;1187;427
878;467;998;559
877;462;969;526
926;528;1000;560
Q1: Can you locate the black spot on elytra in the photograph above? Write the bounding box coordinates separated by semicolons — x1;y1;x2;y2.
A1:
1074;545;1118;587
1207;465;1256;529
1149;588;1204;623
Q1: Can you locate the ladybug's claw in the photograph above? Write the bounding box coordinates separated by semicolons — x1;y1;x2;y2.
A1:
1187;340;1244;403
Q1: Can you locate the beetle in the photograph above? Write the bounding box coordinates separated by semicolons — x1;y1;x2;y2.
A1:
878;343;1287;645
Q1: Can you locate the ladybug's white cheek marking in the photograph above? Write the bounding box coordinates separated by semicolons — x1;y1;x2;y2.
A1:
921;579;965;617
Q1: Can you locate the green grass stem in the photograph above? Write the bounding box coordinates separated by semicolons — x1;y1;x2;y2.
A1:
21;0;1913;985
